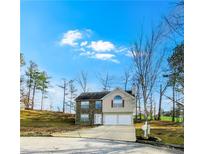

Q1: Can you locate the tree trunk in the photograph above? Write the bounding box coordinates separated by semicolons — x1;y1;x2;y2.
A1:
158;85;162;120
31;83;36;110
63;83;66;113
142;89;149;138
150;98;153;120
70;100;71;113
41;90;44;110
154;102;156;120
139;98;142;120
135;96;138;120
172;83;175;122
70;93;73;113
26;86;31;109
27;76;32;109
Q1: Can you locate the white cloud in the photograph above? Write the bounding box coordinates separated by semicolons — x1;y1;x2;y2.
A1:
110;59;120;64
79;47;86;52
80;51;94;56
58;29;123;63
117;47;128;53
94;53;114;60
79;52;120;63
88;40;115;52
80;41;88;46
60;30;82;46
93;53;120;63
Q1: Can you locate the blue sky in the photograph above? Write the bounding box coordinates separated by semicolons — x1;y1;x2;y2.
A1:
21;0;176;111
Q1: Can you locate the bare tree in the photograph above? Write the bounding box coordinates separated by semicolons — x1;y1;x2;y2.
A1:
153;102;156;120
135;82;142;120
149;93;153;120
131;25;165;137
49;100;53;111
58;79;69;113
97;72;114;91
77;71;88;93
122;69;131;91
157;84;168;120
164;1;184;37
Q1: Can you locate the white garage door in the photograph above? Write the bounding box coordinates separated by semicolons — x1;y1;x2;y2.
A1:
104;114;118;125
118;115;132;125
103;114;132;125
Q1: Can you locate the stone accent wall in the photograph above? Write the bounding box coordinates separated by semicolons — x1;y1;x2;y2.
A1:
75;100;102;125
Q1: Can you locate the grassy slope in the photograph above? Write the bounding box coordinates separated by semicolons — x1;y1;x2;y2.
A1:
21;110;91;136
135;115;183;122
135;121;184;145
21;110;75;126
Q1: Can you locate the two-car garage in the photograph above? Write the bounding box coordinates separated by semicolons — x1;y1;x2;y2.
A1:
103;114;133;125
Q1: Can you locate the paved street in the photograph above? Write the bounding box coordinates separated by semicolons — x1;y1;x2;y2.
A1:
52;125;136;142
21;137;183;154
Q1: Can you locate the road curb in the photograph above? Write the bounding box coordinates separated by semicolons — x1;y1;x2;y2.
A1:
135;140;184;151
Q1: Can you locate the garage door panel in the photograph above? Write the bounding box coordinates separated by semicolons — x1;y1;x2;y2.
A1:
104;115;117;125
118;115;132;125
104;114;132;125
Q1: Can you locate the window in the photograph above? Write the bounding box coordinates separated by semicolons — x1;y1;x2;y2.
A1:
81;101;89;109
81;114;89;121
113;95;123;107
95;101;102;109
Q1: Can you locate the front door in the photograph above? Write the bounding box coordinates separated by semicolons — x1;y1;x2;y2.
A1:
94;114;102;124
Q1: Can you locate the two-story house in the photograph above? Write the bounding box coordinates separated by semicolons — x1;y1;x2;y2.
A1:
75;88;136;125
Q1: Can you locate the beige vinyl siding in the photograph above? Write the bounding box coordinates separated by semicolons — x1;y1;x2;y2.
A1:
102;89;136;113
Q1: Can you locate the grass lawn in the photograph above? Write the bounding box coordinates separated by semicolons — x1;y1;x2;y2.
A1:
160;116;183;122
135;115;183;122
135;121;184;145
21;110;92;136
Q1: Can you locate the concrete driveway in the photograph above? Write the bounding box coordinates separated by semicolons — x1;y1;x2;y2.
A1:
53;125;136;142
21;137;183;154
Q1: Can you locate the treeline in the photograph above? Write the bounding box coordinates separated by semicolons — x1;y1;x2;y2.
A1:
20;56;50;110
20;56;134;113
131;1;184;124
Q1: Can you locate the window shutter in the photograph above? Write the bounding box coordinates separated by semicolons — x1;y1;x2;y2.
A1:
111;100;113;108
122;100;124;107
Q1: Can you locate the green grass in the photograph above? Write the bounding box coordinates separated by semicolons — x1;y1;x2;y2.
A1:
135;121;184;145
160;116;183;122
21;110;75;128
136;129;184;145
20;110;92;136
135;115;183;122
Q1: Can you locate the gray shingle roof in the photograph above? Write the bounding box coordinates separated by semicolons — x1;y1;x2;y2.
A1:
75;91;110;101
75;90;135;101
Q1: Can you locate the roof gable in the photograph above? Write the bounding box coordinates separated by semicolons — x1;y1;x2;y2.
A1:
101;88;135;100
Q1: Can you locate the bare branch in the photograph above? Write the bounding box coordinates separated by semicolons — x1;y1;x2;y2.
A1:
77;71;88;93
97;72;114;91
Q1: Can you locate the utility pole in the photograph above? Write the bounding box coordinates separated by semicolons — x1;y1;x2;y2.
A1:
58;79;69;113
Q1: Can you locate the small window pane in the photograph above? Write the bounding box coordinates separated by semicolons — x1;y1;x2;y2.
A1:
81;114;89;121
95;101;102;109
81;101;89;109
